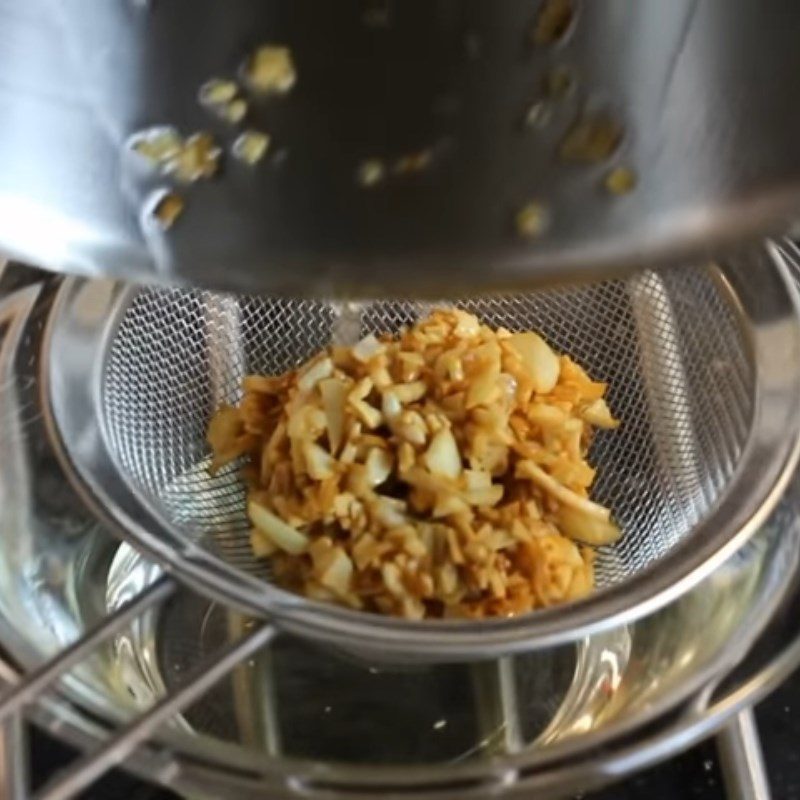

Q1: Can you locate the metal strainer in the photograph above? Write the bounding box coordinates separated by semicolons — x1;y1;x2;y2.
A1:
43;243;800;660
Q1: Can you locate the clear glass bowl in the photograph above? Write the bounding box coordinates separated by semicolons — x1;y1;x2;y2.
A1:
1;255;800;797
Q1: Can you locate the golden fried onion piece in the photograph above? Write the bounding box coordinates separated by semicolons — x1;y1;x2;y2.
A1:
208;309;620;619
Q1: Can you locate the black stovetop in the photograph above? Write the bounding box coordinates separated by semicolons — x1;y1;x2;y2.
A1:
30;663;800;800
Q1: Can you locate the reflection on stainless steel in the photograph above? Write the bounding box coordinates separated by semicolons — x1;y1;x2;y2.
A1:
40;245;800;659
0;2;797;294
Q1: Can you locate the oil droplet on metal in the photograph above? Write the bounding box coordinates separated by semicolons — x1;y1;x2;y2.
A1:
531;0;576;46
243;45;297;95
199;79;248;124
543;66;576;100
167;132;221;183
222;98;248;124
357;159;386;187
149;191;185;230
523;100;554;130
232;130;271;165
393;149;433;175
604;166;638;195
128;126;182;167
559;112;624;163
515;202;550;239
198;78;238;108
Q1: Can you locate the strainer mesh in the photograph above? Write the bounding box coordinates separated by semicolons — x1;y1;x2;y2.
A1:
102;266;754;588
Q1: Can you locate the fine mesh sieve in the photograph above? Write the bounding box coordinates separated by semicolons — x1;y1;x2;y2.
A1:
104;270;748;587
43;246;800;660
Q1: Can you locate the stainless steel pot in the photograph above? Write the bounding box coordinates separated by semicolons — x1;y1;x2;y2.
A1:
0;0;797;294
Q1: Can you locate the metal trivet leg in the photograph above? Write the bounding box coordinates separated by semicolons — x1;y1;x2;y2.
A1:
1;715;28;800
717;708;771;800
